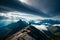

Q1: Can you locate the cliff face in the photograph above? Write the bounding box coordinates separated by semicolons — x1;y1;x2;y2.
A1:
6;26;49;40
0;19;29;40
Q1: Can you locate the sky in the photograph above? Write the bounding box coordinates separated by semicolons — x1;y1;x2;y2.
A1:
0;0;60;36
0;12;45;21
0;0;60;20
20;0;60;17
0;0;60;38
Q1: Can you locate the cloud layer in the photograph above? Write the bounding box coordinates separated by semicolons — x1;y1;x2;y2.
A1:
0;0;60;19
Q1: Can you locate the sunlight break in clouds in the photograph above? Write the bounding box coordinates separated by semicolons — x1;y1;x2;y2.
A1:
20;0;29;4
0;11;44;21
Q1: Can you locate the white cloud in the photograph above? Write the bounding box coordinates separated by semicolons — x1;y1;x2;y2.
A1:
53;24;60;26
32;24;48;31
0;11;44;21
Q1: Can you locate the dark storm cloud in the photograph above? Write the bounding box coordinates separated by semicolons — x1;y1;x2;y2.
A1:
0;0;51;17
0;0;60;18
43;0;60;16
20;0;60;18
40;0;60;18
23;0;60;17
0;6;14;12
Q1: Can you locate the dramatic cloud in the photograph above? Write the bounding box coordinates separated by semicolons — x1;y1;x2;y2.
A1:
21;0;60;16
0;0;51;17
0;0;60;19
0;12;45;21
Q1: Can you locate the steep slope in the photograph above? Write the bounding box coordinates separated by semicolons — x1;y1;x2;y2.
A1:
0;19;29;40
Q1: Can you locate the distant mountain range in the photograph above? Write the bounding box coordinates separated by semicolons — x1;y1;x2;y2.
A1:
29;19;60;37
40;19;60;24
29;19;60;25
